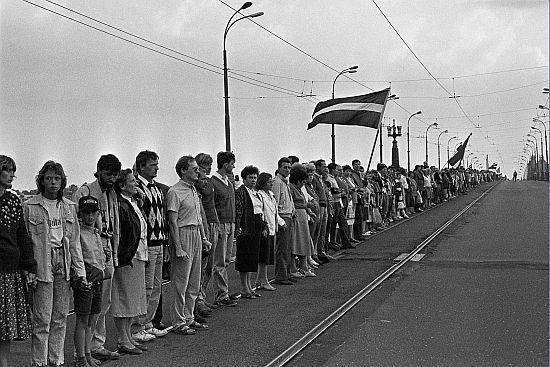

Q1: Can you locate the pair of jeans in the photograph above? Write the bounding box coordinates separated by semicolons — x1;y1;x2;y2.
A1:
315;207;328;255
210;223;233;302
137;246;163;330
31;273;70;366
200;222;219;302
274;216;294;281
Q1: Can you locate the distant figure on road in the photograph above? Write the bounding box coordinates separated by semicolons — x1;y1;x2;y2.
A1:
513;170;517;181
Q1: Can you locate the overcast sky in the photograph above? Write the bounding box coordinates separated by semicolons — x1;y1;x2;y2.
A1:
1;0;548;189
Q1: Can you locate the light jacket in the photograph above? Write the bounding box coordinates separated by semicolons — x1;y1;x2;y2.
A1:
73;180;120;267
23;195;86;283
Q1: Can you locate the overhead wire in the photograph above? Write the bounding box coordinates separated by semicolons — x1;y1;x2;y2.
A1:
370;0;508;163
25;0;317;103
215;0;432;126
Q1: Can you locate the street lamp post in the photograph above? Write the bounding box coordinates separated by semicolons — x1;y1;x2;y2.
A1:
437;129;448;169
531;126;544;179
533;118;548;180
223;2;263;152
425;122;438;165
527;134;540;179
387;119;403;168
331;65;358;163
406;110;422;172
524;140;536;179
446;136;458;167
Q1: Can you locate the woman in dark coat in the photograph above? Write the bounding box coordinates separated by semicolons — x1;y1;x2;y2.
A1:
111;169;148;355
234;165;266;299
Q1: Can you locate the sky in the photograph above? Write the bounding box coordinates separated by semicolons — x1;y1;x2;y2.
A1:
1;0;548;189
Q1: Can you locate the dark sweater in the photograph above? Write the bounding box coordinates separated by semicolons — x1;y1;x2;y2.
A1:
0;191;37;273
198;177;219;224
211;175;235;223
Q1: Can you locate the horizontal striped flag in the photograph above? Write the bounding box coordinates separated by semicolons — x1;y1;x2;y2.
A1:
307;88;391;130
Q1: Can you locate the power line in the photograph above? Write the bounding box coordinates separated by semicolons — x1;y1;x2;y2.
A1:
230;65;548;84
24;0;316;103
215;0;432;126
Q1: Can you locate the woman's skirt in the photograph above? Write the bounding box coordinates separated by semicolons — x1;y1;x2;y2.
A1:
0;271;32;341
291;209;311;256
258;235;274;265
111;258;147;317
235;215;263;272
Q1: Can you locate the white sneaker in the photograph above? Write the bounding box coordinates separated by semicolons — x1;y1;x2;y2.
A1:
146;327;168;337
303;270;317;277
402;214;410;219
132;330;156;342
290;271;305;278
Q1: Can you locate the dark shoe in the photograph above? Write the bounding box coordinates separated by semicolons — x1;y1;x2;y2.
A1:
240;292;257;299
117;344;142;355
173;325;196;335
194;313;208;324
350;239;360;243
289;275;301;282
132;342;147;351
273;279;293;285
91;348;120;361
152;321;168;330
311;256;323;264
320;252;336;261
317;254;330;263
195;306;212;318
328;242;341;251
188;321;209;330
215;297;238;307
228;293;241;301
203;300;219;310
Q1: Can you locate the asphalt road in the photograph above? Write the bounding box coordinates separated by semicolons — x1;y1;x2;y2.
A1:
12;180;545;367
299;180;548;367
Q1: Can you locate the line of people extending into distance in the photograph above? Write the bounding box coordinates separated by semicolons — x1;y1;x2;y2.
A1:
0;151;498;367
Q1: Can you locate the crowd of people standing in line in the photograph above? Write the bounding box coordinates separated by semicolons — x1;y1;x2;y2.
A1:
0;151;498;367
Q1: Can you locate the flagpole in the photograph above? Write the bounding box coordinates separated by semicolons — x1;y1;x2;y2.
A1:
367;126;380;171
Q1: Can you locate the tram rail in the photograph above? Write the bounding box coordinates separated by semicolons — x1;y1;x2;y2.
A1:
264;182;498;367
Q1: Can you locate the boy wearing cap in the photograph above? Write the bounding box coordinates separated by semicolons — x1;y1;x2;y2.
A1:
73;196;108;367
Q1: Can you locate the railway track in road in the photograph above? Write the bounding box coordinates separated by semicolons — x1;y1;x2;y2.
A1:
264;182;499;367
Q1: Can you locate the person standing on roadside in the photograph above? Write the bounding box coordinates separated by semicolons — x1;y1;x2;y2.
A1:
72;154;121;362
24;161;87;367
272;157;296;285
167;156;211;334
210;152;238;307
194;153;220;313
132;151;169;341
0;155;37;367
311;159;331;263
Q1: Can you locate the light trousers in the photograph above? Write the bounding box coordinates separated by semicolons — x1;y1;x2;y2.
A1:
138;246;163;330
31;274;70;367
170;226;202;326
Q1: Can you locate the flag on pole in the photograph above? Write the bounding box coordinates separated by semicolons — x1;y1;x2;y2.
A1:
307;88;390;130
448;133;472;167
488;163;498;169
